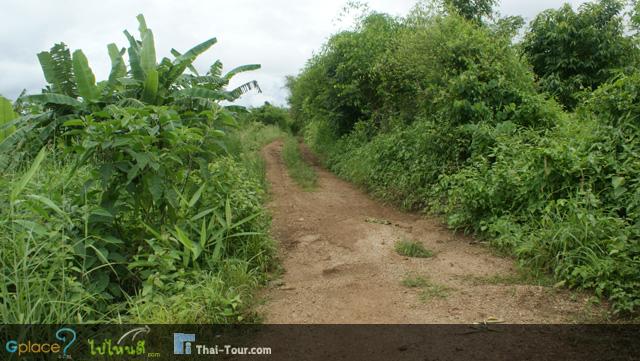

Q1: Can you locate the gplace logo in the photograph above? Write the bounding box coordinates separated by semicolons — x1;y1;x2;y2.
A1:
173;333;196;355
5;327;76;358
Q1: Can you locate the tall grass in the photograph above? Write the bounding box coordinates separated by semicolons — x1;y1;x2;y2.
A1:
1;122;287;324
1;152;110;323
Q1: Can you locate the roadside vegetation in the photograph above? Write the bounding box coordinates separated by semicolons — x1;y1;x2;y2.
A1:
282;137;318;191
287;0;640;315
0;15;282;323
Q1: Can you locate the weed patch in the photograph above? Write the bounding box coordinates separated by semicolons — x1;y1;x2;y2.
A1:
401;275;429;288
395;240;433;258
420;283;452;301
282;137;318;190
459;268;555;287
401;274;451;301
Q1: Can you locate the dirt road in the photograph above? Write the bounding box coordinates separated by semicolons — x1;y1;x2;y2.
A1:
258;140;602;324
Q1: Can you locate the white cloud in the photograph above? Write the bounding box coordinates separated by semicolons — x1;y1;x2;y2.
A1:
0;0;593;106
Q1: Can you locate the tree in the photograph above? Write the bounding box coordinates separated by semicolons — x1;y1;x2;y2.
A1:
444;0;497;23
522;0;637;109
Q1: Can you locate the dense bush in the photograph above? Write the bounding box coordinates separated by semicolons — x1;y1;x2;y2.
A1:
439;72;640;313
288;13;401;136
303;11;561;205
288;1;640;314
522;0;637;109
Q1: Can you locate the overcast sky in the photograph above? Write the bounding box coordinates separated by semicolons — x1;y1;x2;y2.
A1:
0;0;589;106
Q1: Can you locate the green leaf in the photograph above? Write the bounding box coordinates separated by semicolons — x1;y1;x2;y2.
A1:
11;147;46;203
37;51;58;87
36;43;77;97
231;211;261;229
13;220;48;236
612;176;625;188
72;50;99;102
210;60;222;77
228;80;261;100
147;174;164;202
91;208;114;220
218;109;237;127
225;198;232;228
223;64;261;81
142;68;159;104
107;43;127;85
85;244;116;275
188;184;206;208
90;272;110;293
137;14;149;35
200;219;207;249
166;38;217;86
173;87;234;101
0;96;16;141
172;226;202;261
212;233;223;262
227;231;262;238
140;29;157;75
142;221;163;240
64;147;95;187
170;48;199;75
0;117;36;154
117;78;142;86
190;208;215;222
117;97;145;108
124;30;145;81
26;195;72;225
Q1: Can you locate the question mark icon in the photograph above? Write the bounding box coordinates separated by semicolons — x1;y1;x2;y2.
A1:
55;328;77;358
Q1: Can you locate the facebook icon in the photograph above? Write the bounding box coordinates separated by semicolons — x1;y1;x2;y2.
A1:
173;333;196;355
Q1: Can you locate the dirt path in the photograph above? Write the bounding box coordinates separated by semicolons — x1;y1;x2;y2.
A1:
258;140;602;324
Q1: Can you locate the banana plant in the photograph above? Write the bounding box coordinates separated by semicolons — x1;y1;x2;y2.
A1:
36;43;78;98
23;14;262;111
3;13;263;159
121;14;263;106
25;42;104;112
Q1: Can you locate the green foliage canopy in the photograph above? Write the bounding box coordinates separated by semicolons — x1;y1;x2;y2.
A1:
444;0;497;23
522;0;637;109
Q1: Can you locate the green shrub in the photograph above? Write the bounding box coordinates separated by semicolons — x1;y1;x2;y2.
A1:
436;72;640;314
